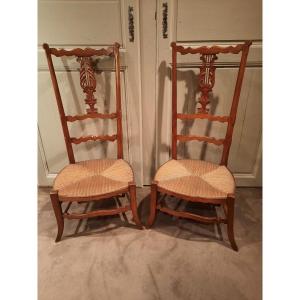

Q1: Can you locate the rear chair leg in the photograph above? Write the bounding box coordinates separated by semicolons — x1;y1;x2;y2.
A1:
50;191;64;242
226;196;238;251
128;183;142;228
147;182;158;228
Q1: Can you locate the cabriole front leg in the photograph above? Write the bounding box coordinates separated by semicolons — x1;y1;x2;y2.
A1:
50;190;64;242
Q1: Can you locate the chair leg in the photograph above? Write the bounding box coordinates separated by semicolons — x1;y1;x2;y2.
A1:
147;182;158;227
50;191;64;242
226;196;238;251
128;183;142;227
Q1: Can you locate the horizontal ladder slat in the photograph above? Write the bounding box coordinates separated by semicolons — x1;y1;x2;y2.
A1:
158;205;227;224
177;113;230;123
176;135;225;145
63;205;130;219
70;134;117;144
66;113;118;122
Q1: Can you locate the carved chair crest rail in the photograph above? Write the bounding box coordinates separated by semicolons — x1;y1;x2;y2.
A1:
147;41;252;251
43;43;142;242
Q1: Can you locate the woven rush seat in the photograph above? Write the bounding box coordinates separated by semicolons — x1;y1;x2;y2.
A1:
54;159;133;201
154;159;235;199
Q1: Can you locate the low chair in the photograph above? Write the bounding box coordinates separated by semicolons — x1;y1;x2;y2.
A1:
43;43;141;242
147;41;252;251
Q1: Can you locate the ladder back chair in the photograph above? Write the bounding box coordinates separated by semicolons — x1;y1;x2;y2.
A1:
43;43;141;242
147;41;252;251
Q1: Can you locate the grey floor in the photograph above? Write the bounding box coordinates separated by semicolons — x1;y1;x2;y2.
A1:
38;187;262;300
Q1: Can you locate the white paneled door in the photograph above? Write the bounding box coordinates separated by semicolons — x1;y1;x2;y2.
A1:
38;0;143;186
38;0;262;187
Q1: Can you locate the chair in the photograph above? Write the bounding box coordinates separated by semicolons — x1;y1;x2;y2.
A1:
43;43;142;242
147;41;252;251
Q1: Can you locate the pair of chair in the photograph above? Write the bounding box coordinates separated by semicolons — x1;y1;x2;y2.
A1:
43;41;252;251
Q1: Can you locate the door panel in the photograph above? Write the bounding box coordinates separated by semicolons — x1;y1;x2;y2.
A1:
177;0;262;41
38;0;143;186
139;0;158;184
38;0;122;45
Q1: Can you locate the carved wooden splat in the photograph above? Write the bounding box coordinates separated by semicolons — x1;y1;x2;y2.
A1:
198;54;218;113
78;57;97;113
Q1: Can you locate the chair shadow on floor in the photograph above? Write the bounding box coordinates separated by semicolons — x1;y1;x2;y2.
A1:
39;187;261;249
136;192;237;249
142;60;230;248
65;196;141;239
39;194;141;241
137;188;262;250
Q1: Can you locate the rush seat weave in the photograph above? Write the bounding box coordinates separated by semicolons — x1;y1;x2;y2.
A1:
154;159;235;199
53;159;133;201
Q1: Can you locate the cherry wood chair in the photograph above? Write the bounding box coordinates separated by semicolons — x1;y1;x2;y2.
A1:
147;41;252;251
43;43;142;242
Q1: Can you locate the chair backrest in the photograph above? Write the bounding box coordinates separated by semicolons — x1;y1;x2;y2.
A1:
171;41;252;165
43;43;123;163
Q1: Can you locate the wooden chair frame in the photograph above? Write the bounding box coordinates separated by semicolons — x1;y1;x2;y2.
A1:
147;41;252;251
43;43;141;242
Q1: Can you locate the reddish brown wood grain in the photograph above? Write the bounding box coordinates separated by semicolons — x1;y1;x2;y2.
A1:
171;42;178;159
151;41;252;250
49;47;115;57
64;205;130;219
171;41;252;164
43;43;75;164
176;135;225;145
158;204;227;224
43;42;140;242
70;134;117;144
198;53;217;113
65;112;117;122
172;42;247;55
114;43;124;159
128;183;142;227
43;42;124;158
221;42;251;166
50;191;64;242
78;57;98;113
